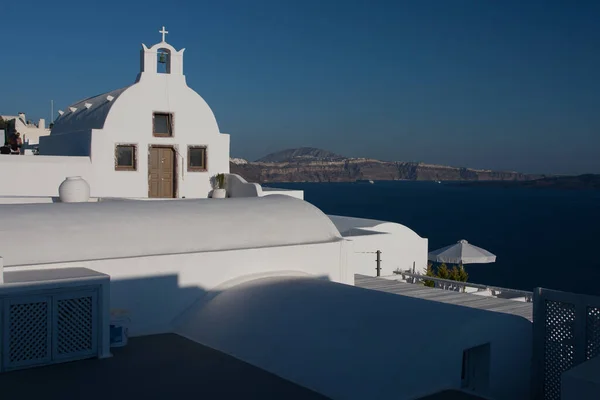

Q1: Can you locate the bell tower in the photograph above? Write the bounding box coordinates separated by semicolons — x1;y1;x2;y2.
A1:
138;26;185;79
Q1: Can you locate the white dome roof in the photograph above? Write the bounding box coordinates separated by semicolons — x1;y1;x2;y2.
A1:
0;196;342;267
49;36;219;137
51;86;131;135
176;276;532;400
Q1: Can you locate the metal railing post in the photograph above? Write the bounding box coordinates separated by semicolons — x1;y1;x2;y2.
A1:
375;250;382;277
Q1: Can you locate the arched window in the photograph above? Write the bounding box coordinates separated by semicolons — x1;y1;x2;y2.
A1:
157;48;171;74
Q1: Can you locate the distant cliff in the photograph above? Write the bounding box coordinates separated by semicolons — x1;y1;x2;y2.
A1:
455;174;600;190
230;147;544;183
256;147;345;163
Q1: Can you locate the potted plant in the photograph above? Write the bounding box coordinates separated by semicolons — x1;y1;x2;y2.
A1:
212;173;227;198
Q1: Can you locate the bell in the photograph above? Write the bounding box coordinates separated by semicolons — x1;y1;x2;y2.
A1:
158;53;167;64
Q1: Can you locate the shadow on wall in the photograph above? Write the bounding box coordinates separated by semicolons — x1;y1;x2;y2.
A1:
173;275;532;400
0;274;331;400
10;269;530;400
108;271;332;337
109;274;209;336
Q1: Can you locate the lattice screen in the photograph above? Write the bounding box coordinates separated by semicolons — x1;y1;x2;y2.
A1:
587;306;600;360
7;301;50;367
56;296;94;356
543;300;575;400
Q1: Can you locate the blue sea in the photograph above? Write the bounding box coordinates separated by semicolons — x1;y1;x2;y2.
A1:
270;181;600;296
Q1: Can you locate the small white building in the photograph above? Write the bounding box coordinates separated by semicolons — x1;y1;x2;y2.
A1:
329;215;429;275
0;112;50;146
2;29;230;199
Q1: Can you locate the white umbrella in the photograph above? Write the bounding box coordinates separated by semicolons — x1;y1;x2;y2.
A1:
428;239;496;264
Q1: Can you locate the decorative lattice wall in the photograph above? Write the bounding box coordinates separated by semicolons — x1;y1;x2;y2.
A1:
6;300;51;368
542;300;575;400
587;306;600;360
56;295;94;357
2;290;98;372
534;289;600;400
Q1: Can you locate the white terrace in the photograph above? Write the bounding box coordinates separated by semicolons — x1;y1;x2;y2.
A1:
0;27;598;400
0;195;531;400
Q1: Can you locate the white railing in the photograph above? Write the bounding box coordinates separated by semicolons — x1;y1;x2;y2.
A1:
224;174;304;200
394;269;533;302
224;173;263;197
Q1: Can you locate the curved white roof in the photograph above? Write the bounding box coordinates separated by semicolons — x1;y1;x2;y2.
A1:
50;86;132;135
327;214;423;238
176;276;532;400
0;195;342;267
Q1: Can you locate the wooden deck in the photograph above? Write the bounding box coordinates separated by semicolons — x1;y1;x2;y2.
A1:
355;274;533;322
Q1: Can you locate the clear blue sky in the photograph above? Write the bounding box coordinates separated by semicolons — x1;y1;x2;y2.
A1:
2;0;599;174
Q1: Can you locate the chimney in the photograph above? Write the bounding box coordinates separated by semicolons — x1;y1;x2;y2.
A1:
38;118;46;129
18;112;26;122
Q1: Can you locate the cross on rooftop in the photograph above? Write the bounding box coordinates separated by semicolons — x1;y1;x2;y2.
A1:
159;26;169;42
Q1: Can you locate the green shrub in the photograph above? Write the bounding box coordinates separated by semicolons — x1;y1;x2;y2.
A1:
423;263;435;287
423;262;469;287
437;263;450;279
450;265;469;282
214;173;226;189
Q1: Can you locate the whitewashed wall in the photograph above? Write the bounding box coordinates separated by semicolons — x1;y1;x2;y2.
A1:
346;231;428;276
225;174;305;199
89;73;230;199
176;276;531;400
30;39;230;199
0;198;54;204
329;216;428;276
0;156;92;197
6;241;351;336
261;188;304;200
225;173;262;197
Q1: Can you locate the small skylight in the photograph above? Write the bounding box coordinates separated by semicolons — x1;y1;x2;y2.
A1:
58;110;64;116
107;95;114;102
69;107;77;113
85;103;92;109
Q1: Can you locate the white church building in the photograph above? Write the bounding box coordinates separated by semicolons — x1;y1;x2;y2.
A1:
4;27;229;199
0;28;552;400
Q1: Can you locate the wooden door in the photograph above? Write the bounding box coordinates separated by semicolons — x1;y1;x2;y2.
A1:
148;147;175;198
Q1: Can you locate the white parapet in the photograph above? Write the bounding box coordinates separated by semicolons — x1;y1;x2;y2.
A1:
224;173;304;200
